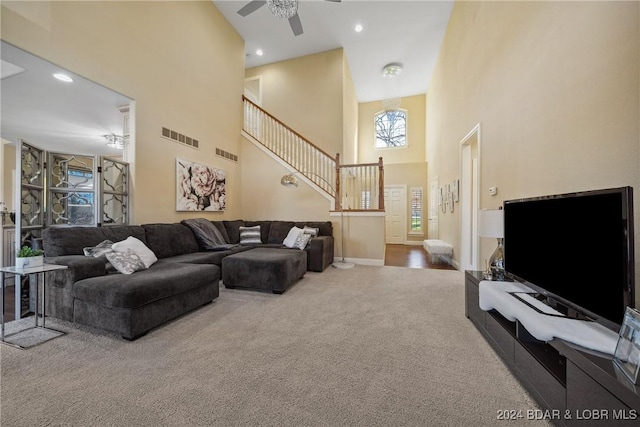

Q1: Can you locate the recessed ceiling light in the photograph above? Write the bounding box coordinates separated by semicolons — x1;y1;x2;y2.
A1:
53;73;73;83
381;63;403;78
256;49;264;56
355;24;363;33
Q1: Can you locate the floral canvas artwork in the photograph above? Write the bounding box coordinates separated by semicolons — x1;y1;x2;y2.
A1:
176;158;226;211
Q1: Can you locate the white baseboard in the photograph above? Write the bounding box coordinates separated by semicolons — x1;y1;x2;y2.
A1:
404;241;424;246
335;257;385;266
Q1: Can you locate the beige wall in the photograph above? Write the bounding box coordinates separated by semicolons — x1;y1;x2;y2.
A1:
240;138;333;222
340;213;385;263
1;0;245;224
240;138;384;262
427;1;640;303
245;49;346;159
358;94;426;165
342;56;359;165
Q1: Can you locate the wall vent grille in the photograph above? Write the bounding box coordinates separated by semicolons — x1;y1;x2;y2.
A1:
161;127;199;149
216;148;238;162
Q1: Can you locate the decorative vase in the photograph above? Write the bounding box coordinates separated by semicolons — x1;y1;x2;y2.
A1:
16;255;44;269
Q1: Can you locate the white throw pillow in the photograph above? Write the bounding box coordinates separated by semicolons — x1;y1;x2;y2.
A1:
112;236;158;268
283;226;302;248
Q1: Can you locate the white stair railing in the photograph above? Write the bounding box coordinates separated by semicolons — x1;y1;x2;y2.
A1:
243;96;336;197
242;96;385;211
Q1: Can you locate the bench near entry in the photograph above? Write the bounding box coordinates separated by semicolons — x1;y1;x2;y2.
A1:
423;240;453;265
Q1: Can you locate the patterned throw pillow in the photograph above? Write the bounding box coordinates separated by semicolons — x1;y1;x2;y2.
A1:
112;236;158;268
105;249;146;275
303;226;319;237
83;240;114;257
239;225;261;245
293;232;312;250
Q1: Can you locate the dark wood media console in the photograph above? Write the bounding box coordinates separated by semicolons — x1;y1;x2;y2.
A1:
465;270;640;426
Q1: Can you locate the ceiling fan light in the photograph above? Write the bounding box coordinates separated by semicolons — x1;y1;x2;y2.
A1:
267;0;298;19
104;134;125;149
381;63;403;78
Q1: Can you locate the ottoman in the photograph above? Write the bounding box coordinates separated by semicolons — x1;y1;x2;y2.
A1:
423;239;453;264
222;248;307;294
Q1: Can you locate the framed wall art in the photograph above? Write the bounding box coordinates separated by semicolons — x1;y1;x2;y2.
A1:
176;158;226;211
449;190;454;213
453;179;459;202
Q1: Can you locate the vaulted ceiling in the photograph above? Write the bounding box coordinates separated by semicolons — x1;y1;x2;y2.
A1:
213;0;454;102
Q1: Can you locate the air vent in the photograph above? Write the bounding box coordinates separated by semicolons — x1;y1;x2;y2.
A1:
215;147;238;162
161;127;199;149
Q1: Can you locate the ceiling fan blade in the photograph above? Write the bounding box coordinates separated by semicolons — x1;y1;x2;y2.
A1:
237;0;266;17
289;13;303;36
324;0;342;2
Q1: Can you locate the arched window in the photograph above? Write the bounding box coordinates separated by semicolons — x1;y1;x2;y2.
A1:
375;109;407;148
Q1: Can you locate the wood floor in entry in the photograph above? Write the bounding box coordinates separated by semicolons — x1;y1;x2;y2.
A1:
384;244;456;270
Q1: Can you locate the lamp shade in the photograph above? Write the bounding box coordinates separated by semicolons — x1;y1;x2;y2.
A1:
479;209;504;238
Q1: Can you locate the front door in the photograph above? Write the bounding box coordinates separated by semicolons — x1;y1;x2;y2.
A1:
384;186;406;244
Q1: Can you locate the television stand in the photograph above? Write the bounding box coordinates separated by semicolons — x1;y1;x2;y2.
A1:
510;292;595;322
465;271;640;426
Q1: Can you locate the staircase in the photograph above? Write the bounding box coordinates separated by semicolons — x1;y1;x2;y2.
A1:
242;96;384;212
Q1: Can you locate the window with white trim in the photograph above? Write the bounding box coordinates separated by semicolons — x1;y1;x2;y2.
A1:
410;187;423;233
375;109;407;148
361;190;371;210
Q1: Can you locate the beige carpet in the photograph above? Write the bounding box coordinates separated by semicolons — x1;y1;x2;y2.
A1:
0;266;549;426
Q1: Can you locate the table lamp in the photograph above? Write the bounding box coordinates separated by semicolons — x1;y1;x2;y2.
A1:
479;208;504;280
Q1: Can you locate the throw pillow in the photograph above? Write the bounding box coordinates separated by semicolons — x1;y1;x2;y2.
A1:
112;236;158;268
105;249;146;275
293;232;312;250
83;239;114;257
283;226;303;248
303;226;319;237
83;240;116;273
239;225;262;245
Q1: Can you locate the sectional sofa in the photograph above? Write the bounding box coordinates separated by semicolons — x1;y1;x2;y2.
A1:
41;220;333;339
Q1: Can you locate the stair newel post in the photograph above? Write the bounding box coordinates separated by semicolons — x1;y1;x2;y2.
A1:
335;153;342;211
378;157;385;211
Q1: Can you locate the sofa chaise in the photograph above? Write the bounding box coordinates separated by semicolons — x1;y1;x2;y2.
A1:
41;220;333;339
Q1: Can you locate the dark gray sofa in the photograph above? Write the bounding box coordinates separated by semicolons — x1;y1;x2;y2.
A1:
42;224;221;340
41;219;333;339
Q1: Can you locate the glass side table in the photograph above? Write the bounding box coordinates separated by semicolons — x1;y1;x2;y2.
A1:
1;264;68;349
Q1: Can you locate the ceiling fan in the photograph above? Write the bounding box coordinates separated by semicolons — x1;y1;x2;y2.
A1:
237;0;341;37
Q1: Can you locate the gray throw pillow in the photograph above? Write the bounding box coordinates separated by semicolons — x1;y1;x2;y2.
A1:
105;249;146;275
83;240;114;257
83;240;116;273
293;232;312;249
239;225;261;245
303;226;319;237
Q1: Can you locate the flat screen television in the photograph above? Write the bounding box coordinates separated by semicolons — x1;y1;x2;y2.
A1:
503;186;635;332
